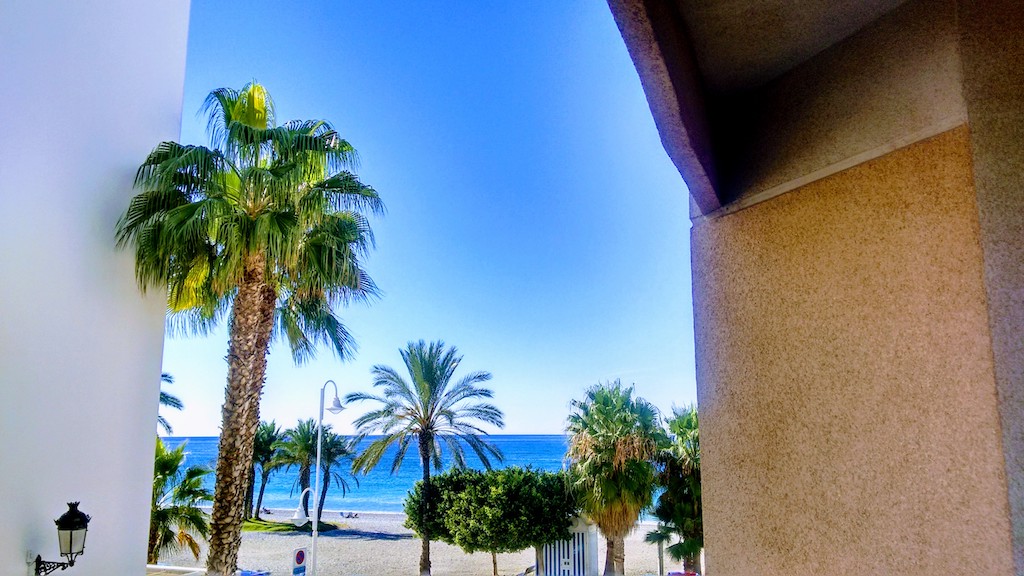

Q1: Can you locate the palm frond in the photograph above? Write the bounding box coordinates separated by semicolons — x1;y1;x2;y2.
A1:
351;432;406;475
566;380;664;541
347;340;504;483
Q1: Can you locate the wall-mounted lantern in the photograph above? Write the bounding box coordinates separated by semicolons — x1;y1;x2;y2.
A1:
34;502;90;576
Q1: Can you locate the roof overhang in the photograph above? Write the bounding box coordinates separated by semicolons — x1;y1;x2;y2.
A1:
607;0;907;216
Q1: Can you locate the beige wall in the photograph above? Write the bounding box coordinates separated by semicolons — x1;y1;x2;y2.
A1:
692;127;1015;575
957;0;1024;570
608;0;1024;572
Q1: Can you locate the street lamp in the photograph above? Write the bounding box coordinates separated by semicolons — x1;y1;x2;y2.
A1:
290;487;313;527
34;502;90;576
309;379;344;576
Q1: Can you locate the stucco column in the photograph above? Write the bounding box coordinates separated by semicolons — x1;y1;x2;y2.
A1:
684;1;1022;574
0;2;190;575
958;0;1024;571
692;127;1015;575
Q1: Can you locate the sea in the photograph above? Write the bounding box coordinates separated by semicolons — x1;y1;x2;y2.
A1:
163;435;570;514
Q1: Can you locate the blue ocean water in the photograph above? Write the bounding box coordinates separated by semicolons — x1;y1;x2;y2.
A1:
163;435;570;514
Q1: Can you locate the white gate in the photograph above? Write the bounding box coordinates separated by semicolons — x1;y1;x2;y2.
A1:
536;517;598;576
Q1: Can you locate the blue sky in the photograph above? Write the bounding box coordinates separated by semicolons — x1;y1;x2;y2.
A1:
161;0;695;436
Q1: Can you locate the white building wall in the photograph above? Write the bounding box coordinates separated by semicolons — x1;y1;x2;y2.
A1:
0;2;190;575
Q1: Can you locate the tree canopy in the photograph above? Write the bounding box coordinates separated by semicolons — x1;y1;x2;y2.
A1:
648;405;702;568
567;380;666;576
117;81;382;576
405;467;579;576
346;340;504;576
149;438;212;564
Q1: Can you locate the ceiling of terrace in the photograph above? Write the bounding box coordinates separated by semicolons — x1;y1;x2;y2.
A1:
681;0;909;93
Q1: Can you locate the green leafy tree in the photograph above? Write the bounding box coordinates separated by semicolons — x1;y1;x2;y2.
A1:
158;372;184;435
646;406;702;573
251;420;283;520
567;380;666;576
346;340;505;576
116;82;383;576
404;471;461;546
407;467;578;576
315;431;359;523
149;438;213;564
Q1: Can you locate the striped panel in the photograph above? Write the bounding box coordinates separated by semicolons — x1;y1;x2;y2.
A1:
542;531;589;575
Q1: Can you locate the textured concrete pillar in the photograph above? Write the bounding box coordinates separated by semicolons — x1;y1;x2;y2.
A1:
958;0;1024;570
672;0;1022;574
609;0;1022;571
692;127;1015;575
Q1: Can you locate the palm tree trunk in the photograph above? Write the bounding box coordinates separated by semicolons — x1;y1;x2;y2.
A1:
318;466;330;524
603;536;616;576
603;535;626;576
418;433;432;576
300;463;312;517
491;551;498;576
254;471;270;520
683;553;699;574
206;259;277;576
147;520;160;564
657;540;664;576
243;467;255;520
613;535;625;576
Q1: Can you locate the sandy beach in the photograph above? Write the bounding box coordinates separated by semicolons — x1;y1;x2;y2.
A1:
156;510;690;576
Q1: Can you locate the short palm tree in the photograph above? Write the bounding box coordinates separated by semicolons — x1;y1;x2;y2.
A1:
647;406;702;572
315;431;359;522
149;438;213;564
567;380;665;576
274;419;320;518
116;82;383;576
346;340;505;576
251;420;283;521
158;372;184;435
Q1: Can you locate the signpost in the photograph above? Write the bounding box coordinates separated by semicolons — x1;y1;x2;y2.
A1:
293;547;308;576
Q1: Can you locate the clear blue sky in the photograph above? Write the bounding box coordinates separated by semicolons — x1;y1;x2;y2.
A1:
161;0;696;436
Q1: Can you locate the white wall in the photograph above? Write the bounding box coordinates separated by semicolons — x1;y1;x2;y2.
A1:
0;2;190;575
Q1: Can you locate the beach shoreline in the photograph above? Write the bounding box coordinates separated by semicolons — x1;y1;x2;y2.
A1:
157;511;686;576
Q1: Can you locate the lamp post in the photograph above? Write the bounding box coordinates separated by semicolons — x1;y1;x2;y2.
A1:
311;380;344;576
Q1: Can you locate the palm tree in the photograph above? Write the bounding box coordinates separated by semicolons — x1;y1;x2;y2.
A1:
116;82;383;576
315;431;359;523
274;419;320;519
158;372;184;435
274;422;357;525
647;406;702;573
567;380;665;576
345;340;505;576
149;438;213;564
251;420;283;521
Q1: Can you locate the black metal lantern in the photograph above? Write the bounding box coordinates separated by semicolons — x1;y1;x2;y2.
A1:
35;502;90;576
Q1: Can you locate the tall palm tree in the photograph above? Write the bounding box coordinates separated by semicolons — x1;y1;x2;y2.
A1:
647;406;702;572
158;372;184;435
346;340;505;576
116;82;383;576
316;431;359;523
567;380;665;576
149;438;213;564
251;420;283;521
274;419;320;518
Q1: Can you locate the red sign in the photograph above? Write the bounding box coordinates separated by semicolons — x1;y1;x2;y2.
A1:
293;547;307;575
